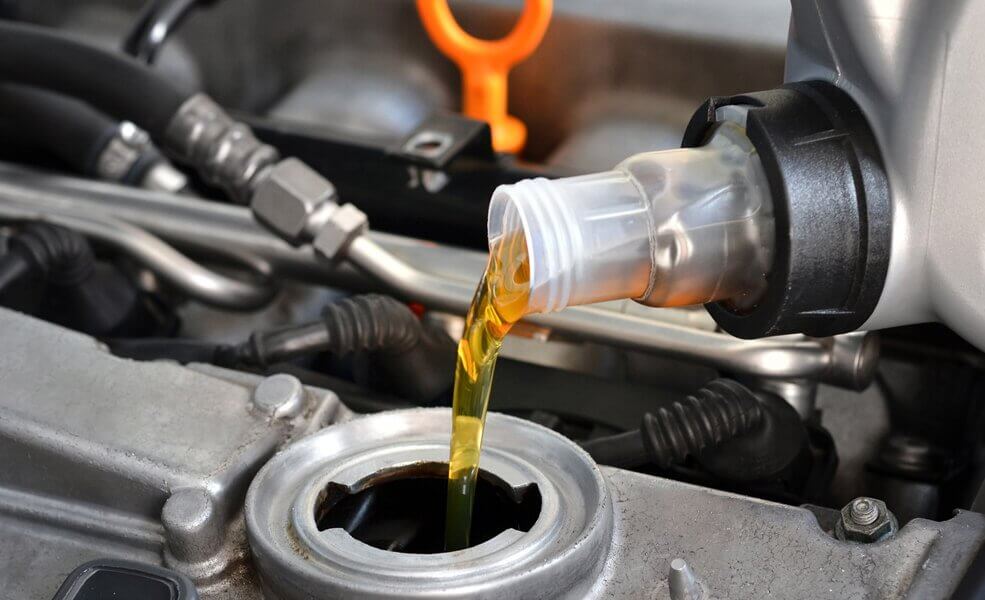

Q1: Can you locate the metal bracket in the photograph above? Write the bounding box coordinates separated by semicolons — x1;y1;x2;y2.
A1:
391;113;496;169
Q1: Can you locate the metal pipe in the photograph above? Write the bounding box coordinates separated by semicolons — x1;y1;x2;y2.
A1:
349;235;876;389
0;198;274;310
0;163;876;388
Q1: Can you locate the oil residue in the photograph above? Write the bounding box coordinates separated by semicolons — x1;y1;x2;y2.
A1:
445;231;530;551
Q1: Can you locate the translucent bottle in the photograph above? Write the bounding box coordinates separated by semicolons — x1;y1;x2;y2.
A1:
487;120;774;314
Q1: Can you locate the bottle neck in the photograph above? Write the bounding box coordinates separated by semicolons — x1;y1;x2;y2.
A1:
488;122;774;315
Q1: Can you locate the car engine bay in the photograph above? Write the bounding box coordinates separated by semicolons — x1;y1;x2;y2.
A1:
0;1;984;599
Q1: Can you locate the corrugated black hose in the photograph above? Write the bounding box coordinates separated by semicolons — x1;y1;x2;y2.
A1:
581;379;765;469
0;223;153;336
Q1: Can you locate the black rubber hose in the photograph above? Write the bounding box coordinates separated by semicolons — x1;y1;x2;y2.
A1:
0;223;95;293
0;84;118;176
0;21;191;138
227;294;422;367
110;295;424;367
581;379;764;469
0;223;158;337
108;295;454;402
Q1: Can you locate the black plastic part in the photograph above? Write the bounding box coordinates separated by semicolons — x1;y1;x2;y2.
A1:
0;224;164;337
696;392;808;483
682;81;892;338
244;113;560;250
390;113;496;169
51;559;198;600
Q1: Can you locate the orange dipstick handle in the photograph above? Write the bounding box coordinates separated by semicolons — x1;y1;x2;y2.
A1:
417;0;552;154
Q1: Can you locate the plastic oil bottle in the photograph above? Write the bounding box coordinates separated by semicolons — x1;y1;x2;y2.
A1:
445;119;776;550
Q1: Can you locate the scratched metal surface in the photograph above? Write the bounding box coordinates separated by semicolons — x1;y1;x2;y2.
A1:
592;468;985;599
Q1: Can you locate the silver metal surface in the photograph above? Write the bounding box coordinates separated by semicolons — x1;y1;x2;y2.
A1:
0;163;877;388
0;193;275;310
755;378;818;421
94;122;148;183
311;202;369;262
253;373;308;420
246;409;612;600
164;93;280;203
246;408;612;599
250;157;337;243
668;558;703;600
0;311;977;599
591;469;985;599
0;308;344;599
786;0;985;350
141;160;191;194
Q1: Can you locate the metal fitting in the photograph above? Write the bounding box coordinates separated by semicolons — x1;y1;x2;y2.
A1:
245;408;612;599
164;93;280;203
835;497;898;543
140;161;190;194
252;373;307;420
94;121;187;194
311;202;368;262
250;158;338;243
94;122;148;183
668;559;704;600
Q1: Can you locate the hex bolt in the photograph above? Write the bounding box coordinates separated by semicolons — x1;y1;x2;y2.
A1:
253;373;307;419
668;558;703;600
835;496;899;543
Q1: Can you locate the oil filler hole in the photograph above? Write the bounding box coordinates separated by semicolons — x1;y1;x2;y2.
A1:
314;462;541;553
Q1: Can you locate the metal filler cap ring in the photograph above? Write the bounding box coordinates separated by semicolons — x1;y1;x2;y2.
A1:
245;408;613;599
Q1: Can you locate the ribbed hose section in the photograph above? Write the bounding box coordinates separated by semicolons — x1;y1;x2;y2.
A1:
320;294;421;356
641;378;763;468
7;223;95;286
223;294;424;367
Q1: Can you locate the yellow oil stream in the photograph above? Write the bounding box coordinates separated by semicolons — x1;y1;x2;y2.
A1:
445;231;530;551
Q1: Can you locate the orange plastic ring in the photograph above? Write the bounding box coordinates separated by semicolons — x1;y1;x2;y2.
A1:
417;0;552;153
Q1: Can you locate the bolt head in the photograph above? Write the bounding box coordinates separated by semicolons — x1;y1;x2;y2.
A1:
251;158;336;243
837;497;897;543
253;374;307;419
312;203;368;261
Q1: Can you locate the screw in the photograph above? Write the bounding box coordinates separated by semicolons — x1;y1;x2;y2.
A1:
669;558;703;600
850;498;879;526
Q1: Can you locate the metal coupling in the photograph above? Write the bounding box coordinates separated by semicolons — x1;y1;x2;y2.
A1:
251;157;367;259
835;497;898;543
95;121;188;193
164;93;280;203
